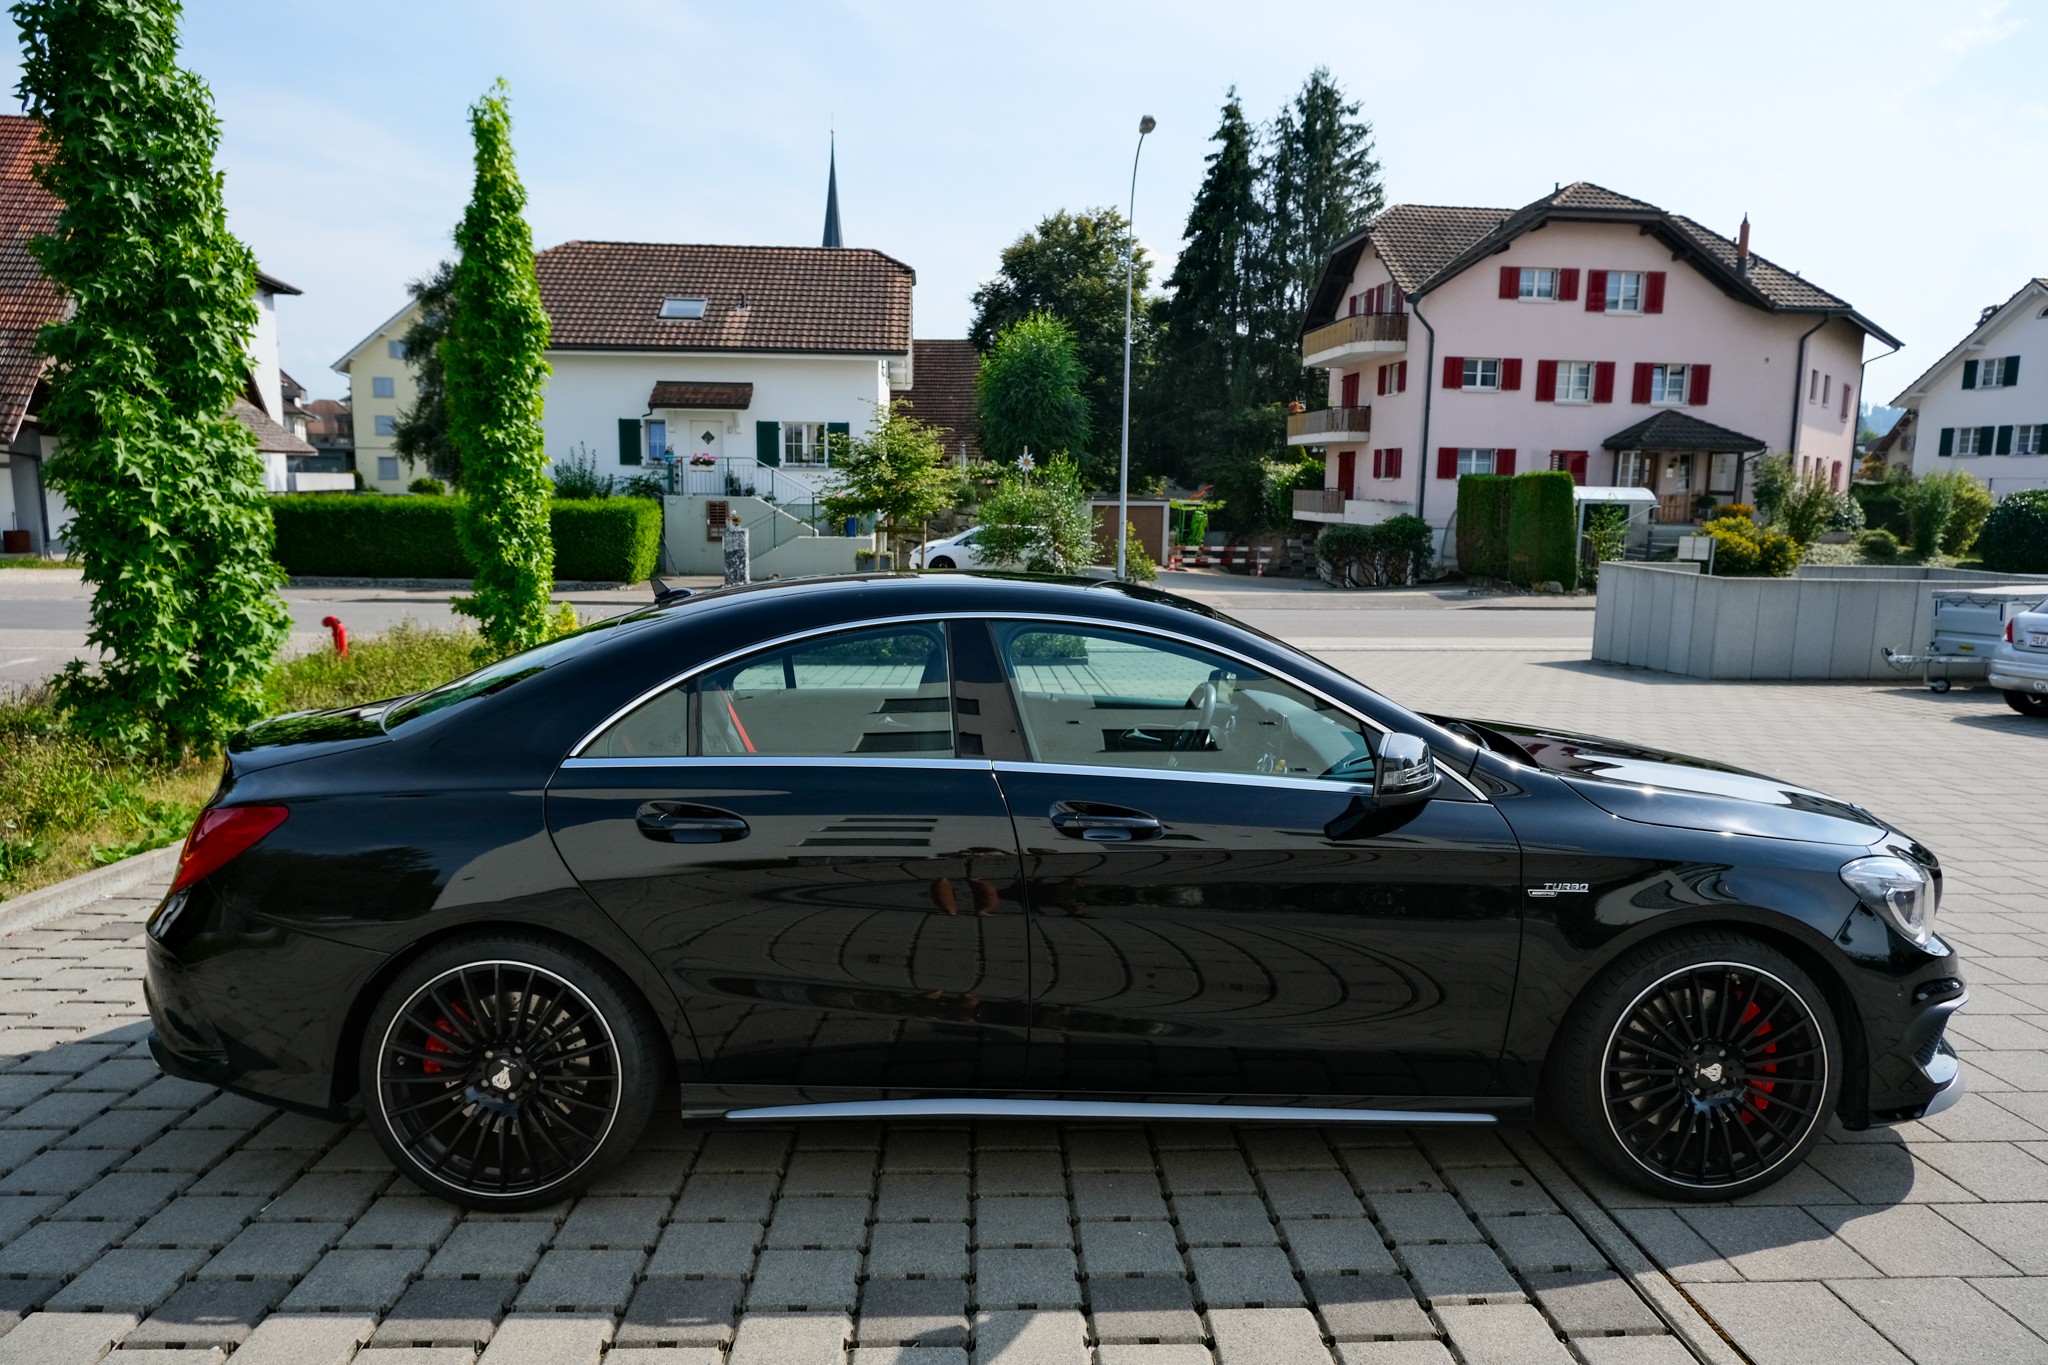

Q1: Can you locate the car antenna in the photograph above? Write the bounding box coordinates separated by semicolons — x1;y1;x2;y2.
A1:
647;576;694;607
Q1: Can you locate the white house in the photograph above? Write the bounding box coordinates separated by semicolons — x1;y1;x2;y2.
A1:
1294;183;1897;536
1891;278;2048;500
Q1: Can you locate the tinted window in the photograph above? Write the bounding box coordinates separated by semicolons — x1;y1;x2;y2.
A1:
388;619;653;731
994;623;1374;781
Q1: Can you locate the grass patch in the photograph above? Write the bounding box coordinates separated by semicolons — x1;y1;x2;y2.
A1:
1;621;486;902
0;557;78;569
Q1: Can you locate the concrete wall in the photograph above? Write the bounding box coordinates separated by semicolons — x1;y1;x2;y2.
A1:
660;494;861;579
1594;562;2048;679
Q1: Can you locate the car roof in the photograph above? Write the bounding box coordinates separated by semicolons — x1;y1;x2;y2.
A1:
639;571;1224;625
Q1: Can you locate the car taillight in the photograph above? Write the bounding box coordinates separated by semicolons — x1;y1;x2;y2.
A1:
2009;619;2017;643
171;805;289;895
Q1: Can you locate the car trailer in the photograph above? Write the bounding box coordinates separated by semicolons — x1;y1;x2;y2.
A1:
1885;585;2048;692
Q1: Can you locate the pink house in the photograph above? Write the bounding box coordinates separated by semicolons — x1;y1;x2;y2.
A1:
1291;183;1897;537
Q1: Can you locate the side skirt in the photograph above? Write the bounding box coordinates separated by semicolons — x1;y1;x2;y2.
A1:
715;1097;1501;1125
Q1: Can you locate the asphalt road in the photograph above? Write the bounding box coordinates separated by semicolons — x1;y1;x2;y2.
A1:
0;568;1596;693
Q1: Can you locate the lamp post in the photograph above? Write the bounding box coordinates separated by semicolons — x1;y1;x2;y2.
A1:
1117;114;1155;581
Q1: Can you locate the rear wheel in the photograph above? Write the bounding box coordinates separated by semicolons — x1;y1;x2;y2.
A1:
2004;689;2048;717
358;934;663;1210
1551;932;1840;1201
929;555;956;570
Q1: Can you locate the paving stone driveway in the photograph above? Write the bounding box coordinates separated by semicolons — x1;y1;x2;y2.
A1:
0;641;2043;1365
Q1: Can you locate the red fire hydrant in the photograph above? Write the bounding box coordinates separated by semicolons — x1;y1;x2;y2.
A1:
320;615;348;657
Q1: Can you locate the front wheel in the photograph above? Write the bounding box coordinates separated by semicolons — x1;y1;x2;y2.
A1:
1550;932;1840;1201
928;555;956;570
358;935;663;1210
2004;689;2048;717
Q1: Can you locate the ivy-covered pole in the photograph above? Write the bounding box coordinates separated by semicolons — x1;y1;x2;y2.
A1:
13;0;290;756
444;80;561;656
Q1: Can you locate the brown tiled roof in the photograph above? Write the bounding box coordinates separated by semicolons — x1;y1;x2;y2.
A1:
232;397;315;455
895;339;981;463
0;115;63;444
649;381;753;409
254;269;301;297
1601;409;1767;454
1305;180;1897;347
535;242;914;355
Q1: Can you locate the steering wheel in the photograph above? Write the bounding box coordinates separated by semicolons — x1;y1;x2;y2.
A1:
1181;680;1224;753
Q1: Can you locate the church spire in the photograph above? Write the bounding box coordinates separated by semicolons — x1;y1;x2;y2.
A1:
821;134;843;248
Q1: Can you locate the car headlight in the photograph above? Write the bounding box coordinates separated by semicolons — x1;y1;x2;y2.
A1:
1841;854;1938;947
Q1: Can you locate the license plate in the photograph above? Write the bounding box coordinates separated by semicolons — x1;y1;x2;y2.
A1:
2030;632;2048;648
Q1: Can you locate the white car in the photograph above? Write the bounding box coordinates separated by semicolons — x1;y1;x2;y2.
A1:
1990;595;2048;717
912;527;991;571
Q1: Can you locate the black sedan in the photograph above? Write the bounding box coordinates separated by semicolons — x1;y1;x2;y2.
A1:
144;574;1964;1209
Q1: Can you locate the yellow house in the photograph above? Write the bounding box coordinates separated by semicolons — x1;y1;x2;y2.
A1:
332;300;423;493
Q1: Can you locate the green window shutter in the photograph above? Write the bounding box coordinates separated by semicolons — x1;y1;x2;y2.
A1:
1980;426;1996;455
617;418;641;466
1998;425;2015;455
1938;427;1954;457
756;420;781;466
826;421;850;461
1961;360;1977;390
2007;355;2020;385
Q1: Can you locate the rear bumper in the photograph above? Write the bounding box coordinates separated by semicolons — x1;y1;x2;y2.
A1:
1989;647;2048;692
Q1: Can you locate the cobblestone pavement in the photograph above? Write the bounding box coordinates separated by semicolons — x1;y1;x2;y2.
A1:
0;636;2042;1364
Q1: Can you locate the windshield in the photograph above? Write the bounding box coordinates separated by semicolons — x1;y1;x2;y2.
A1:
384;616;655;730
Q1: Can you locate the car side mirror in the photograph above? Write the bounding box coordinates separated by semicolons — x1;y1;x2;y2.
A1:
1374;733;1440;808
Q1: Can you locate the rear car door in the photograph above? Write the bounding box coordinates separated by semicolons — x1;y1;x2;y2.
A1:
986;620;1523;1102
546;621;1033;1098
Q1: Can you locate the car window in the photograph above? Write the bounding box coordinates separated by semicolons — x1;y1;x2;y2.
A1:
585;623;954;759
992;622;1374;781
387;616;655;731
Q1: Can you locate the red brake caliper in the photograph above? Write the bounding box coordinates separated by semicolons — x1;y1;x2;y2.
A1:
421;1000;473;1076
1738;999;1776;1123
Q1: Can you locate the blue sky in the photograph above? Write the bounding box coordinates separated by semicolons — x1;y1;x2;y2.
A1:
4;1;2036;403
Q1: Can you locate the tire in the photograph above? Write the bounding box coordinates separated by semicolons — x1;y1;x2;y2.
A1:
929;556;956;570
358;934;664;1210
2004;690;2048;717
1549;931;1841;1202
1928;678;1951;694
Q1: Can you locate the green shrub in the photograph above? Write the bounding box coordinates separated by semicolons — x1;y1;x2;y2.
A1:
1850;484;1908;537
1897;474;1958;555
1706;503;1754;524
1940;472;1995;554
1317;515;1434;588
1978;488;2048;574
1584;505;1628;585
551;499;661;582
1455;475;1511;579
1856;528;1902;560
271;495;469;577
549;443;614;499
1777;474;1839;545
1507;471;1578;589
408;477;446;496
1706;516;1800;577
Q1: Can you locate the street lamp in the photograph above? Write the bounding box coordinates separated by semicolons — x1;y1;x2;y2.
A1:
1117;114;1155;581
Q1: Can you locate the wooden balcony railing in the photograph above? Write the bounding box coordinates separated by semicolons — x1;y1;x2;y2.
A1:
1286;405;1372;443
1300;312;1408;362
1293;488;1346;516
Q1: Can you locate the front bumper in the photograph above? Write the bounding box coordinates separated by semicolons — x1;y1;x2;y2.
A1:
1862;980;1968;1125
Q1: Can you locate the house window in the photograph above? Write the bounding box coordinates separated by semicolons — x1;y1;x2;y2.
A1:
1649;365;1691;404
373;415;397;436
783;421;829;465
1555;361;1593;403
2016;425;2044;456
1977;356;2016;388
1823;375;1832;405
1617;451;1652;487
377;456;400;481
646;420;667;463
1519;268;1557;300
371;376;395;399
1605;272;1643;313
1809;369;1821;401
387;340;407;359
658;297;708;320
1955;428;1984;456
1462;358;1501;391
1457;449;1496;476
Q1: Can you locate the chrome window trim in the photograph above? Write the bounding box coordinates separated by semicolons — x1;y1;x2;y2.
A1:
992;759;1372;799
723;1097;1497;1126
562;755;994;772
565;610;1486;800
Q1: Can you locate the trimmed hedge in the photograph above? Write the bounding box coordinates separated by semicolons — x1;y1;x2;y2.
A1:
1455;475;1511;580
1507;471;1578;590
270;494;661;582
1978;488;2048;574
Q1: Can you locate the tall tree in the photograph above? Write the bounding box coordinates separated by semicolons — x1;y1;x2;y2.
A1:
14;0;290;755
820;400;957;565
969;208;1153;485
444;81;561;656
977;313;1092;468
391;259;457;486
1257;67;1384;406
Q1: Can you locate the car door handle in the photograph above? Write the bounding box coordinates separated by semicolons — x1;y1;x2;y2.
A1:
635;801;750;844
1049;802;1163;843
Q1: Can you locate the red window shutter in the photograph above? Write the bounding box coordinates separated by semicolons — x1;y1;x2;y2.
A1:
1565;451;1588;484
1690;364;1711;406
1586;270;1608;312
1389;448;1403;478
1840;383;1853;421
1499;266;1519;299
1337;450;1357;491
1501;358;1523;391
1371;449;1381;479
1341;372;1360;407
1593;361;1616;403
1495;449;1516;476
1398;362;1408;392
1558;268;1580;301
1437;447;1459;479
1631;363;1654;404
1644;271;1666;314
1443;356;1464;389
1535;359;1558;402
1377;365;1388;397
1347;294;1358;316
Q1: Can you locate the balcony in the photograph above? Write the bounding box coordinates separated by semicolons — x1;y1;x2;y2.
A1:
1292;488;1417;525
1286;405;1371;447
1301;312;1408;368
1294;488;1346;518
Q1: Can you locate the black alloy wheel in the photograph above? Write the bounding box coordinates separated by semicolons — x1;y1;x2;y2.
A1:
929;556;956;570
2004;690;2048;717
1553;933;1840;1200
360;936;661;1209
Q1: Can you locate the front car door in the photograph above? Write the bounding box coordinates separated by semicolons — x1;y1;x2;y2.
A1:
546;620;1032;1102
985;619;1523;1104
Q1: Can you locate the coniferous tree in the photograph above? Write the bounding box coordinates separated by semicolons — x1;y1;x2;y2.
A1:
392;259;458;486
14;0;290;755
976;312;1092;469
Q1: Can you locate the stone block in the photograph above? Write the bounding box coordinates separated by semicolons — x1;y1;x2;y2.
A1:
615;1276;744;1347
279;1245;430;1312
46;1245;206;1312
512;1248;646;1312
745;1247;863;1311
1307;1271;1435;1341
371;1276;517;1348
1076;1220;1184;1277
973;1246;1082;1309
855;1275;969;1345
1187;1245;1303;1308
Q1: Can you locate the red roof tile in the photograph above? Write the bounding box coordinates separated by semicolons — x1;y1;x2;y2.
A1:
649;381;754;409
896;339;980;463
0;115;64;444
